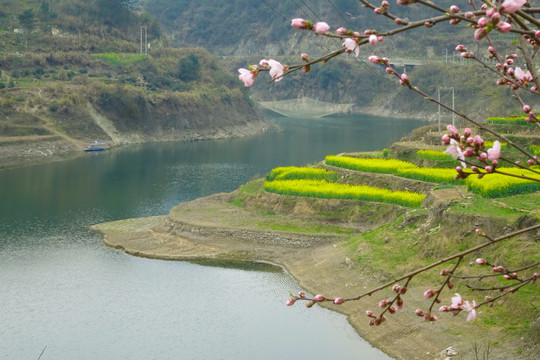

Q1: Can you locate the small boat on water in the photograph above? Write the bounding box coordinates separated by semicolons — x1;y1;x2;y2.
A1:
84;142;106;152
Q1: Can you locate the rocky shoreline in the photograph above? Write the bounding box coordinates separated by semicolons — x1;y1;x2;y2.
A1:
0;119;274;170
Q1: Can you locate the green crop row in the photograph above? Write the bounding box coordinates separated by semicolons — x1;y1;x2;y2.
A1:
264;179;426;207
416;149;453;161
91;53;146;66
326;155;540;197
326;155;461;183
325;155;417;174
465;167;540;197
265;166;337;181
486;116;533;127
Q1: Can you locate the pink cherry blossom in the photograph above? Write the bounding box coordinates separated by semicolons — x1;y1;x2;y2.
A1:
399;73;410;86
368;34;378;45
238;68;255;87
343;38;359;57
451;293;463;309
313;22;330;34
496;21;512;33
500;0;526;13
314;294;326;302
333;297;344;304
423;289;435;299
286;298;296;306
487;140;501;160
336;27;348;35
441;134;451;145
515;67;533;84
368;55;383;64
473;135;484;147
268;59;286;82
445;139;466;167
476;258;487;265
291;18;309;29
447;124;459;137
462;300;477;321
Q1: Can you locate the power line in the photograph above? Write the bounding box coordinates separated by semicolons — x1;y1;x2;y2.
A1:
299;0;323;21
326;0;353;28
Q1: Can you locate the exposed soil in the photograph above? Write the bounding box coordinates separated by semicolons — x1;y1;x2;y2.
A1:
92;190;539;360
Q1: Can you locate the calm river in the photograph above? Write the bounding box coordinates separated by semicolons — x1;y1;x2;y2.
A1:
0;115;423;359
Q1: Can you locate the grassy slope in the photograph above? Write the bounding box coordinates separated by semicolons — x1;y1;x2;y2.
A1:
228;122;540;356
0;0;261;157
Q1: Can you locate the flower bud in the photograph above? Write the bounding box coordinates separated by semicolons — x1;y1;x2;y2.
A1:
441;134;451;145
523;104;531;113
286;298;296;306
298;291;305;298
415;309;424;316
368;55;383;64
333;297;344;304
392;284;401;293
291;18;309;30
475;229;485;237
423;289;436;299
447;124;459;137
399;74;410;86
378;299;388;308
306;301;315;308
476;258;487;265
336;27;348;35
400;287;407;294
366;310;375;317
314;294;326;302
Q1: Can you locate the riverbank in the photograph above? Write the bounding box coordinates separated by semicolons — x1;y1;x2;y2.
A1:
0;118;274;170
92;179;539;360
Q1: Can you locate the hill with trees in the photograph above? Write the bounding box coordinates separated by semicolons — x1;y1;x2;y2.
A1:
140;0;525;116
0;0;266;169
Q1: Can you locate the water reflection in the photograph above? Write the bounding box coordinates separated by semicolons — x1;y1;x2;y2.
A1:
0;115;423;359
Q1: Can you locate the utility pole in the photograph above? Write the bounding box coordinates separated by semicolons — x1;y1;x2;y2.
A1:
438;87;455;133
140;26;147;55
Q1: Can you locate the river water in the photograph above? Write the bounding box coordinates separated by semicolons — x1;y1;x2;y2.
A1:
0;115;423;359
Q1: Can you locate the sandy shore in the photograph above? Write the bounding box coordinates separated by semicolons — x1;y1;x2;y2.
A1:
91;191;538;360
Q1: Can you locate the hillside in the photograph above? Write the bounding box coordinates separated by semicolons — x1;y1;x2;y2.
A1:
0;0;268;169
140;0;526;116
94;121;540;360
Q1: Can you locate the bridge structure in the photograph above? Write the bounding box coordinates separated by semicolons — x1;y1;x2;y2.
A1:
258;97;354;118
